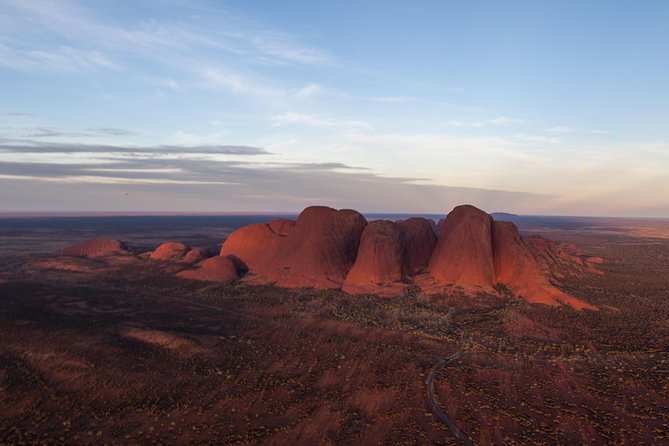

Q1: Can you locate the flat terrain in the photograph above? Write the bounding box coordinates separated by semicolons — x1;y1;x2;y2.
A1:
0;215;668;445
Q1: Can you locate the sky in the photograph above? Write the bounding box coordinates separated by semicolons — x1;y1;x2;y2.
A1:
1;0;668;216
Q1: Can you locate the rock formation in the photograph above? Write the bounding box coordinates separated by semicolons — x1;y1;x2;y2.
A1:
217;204;598;309
268;218;295;236
492;221;596;310
62;238;132;257
428;205;495;289
397;217;437;274
219;207;366;288
342;220;406;295
270;206;367;288
177;256;239;282
149;242;190;261
59;204;600;310
219;223;284;275
183;247;206;264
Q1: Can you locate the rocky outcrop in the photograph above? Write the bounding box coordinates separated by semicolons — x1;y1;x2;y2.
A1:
272;206;367;288
177;256;239;282
62;238;132;257
428;205;495;290
342;220;406;295
219;223;283;275
492;221;596;310
214;204;598;308
397;217;437;274
183;247;206;264
149;242;190;261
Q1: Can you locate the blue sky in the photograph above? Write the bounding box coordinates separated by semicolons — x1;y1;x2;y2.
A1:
1;0;668;216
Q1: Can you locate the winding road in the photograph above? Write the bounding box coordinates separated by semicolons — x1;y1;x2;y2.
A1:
426;333;473;446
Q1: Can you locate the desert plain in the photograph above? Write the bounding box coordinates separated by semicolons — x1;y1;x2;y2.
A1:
0;211;668;445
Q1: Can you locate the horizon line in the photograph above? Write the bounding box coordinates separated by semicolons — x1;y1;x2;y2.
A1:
1;210;668;220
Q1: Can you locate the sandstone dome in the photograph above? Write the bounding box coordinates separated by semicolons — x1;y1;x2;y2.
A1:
429;205;495;289
62;238;132;257
149;242;190;261
342;220;406;295
177;256;239;282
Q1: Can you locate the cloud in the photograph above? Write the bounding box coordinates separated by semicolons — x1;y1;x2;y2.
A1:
0;140;270;156
272;112;372;129
3;112;34;117
86;127;139;137
294;82;350;99
0;156;553;213
542;126;575;135
0;42;117;72
446;116;525;128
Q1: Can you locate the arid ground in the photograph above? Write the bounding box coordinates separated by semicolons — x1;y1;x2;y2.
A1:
0;215;668;445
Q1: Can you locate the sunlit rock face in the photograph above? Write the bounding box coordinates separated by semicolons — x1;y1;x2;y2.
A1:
219;223;284;276
428;205;496;290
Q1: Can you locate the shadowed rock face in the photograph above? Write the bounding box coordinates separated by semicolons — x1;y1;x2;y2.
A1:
429;205;495;289
343;221;406;294
273;206;367;288
177;256;239;282
396;217;437;274
63;238;132;257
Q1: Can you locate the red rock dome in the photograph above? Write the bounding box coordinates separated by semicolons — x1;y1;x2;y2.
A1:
149;242;190;261
183;247;207;264
429;205;495;289
342;220;406;294
219;223;283;275
177;256;239;282
273;206;367;288
62;238;132;257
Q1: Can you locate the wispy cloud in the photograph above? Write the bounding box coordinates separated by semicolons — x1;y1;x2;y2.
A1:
0;126;139;139
446;116;525;128
272;112;372;129
0;140;270;156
